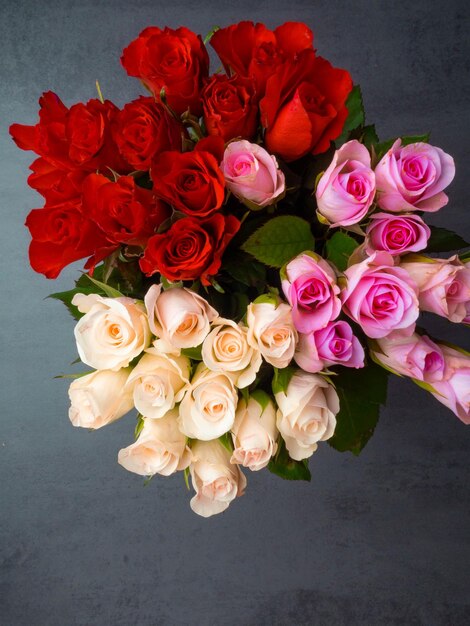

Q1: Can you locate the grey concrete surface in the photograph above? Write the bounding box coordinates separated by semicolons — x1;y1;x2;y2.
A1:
1;1;469;624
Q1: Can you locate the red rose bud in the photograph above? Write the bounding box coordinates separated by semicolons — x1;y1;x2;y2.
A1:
25;201;108;279
210;21;313;98
121;26;209;116
140;213;240;285
202;74;258;142
151;150;225;218
260;52;353;161
113;96;183;170
82;173;170;247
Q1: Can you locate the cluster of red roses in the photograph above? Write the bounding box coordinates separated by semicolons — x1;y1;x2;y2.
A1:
10;21;352;283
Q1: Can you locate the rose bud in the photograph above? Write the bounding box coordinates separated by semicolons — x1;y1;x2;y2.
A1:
189;439;247;517
341;251;419;338
231;392;278;471
365;212;430;256
246;296;298;368
281;252;341;334
68;368;134;429
294;320;365;373
202;318;262;389
221;140;285;209
72;293;151;371
144;284;218;352
316;140;376;227
401;255;470;323
118;409;191;477
275;371;339;461
430;345;470;424
370;331;445;382
124;350;190;419
375;140;455;213
178;364;238;441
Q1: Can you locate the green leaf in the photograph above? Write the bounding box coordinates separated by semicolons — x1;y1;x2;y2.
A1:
224;253;267;287
181;344;203;361
325;231;358;272
328;359;389;455
268;440;311;481
48;286;97;320
272;366;296;395
250;389;272;412
134;414;145;440
335;85;365;147
219;432;233;453
241;216;314;268
426;226;470;253
81;273;124;298
183;467;191;491
361;124;379;149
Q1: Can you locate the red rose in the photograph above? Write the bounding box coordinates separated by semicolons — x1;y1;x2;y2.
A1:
82;173;170;246
121;26;209;116
113;96;183;170
25;201;107;279
28;158;87;204
140;213;240;285
202;74;258;142
210;21;313;98
151;150;225;217
260;51;353;161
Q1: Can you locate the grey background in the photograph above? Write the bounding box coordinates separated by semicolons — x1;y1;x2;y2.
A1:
1;1;469;624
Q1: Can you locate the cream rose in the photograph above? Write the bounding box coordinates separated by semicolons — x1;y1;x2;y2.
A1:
68;368;134;429
144;284;218;352
275;371;339;460
231;392;278;471
72;293;151;371
118;409;191;476
202;318;262;388
246;298;298;368
125;349;190;419
190;440;247;517
178;364;238;440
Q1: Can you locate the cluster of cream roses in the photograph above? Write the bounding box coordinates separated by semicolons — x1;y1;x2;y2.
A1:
68;284;339;517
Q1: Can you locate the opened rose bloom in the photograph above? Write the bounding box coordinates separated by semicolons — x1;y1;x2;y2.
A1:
246;297;298;368
275;371;339;460
125;350;190;419
178;364;238;440
202;318;262;388
316;140;376;227
231;393;278;471
189;439;247;517
281;252;341;333
72;293;151;370
365;212;430;256
375;140;455;212
144;284;218;352
68;368;134;429
221;140;285;209
294;320;365;373
118;409;191;476
341;251;419;338
401;255;470;323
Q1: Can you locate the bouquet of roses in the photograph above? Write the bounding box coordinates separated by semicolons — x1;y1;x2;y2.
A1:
10;21;469;517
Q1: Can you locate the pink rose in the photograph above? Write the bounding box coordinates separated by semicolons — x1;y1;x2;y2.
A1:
281;252;341;333
341;251;419;338
430;345;470;424
365;212;430;256
294;320;365;373
401;255;470;323
221;140;285;209
315;140;376;227
370;331;445;382
375;140;455;213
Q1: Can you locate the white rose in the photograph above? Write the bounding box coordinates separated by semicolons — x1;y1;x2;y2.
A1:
190;440;246;517
247;299;298;368
68;368;134;429
178;364;238;440
125;349;190;419
72;293;151;371
118;409;191;477
231;392;278;471
275;372;339;460
144;284;218;352
202;318;262;388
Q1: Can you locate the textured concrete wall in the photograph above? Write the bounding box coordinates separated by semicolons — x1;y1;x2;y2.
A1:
1;1;469;624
